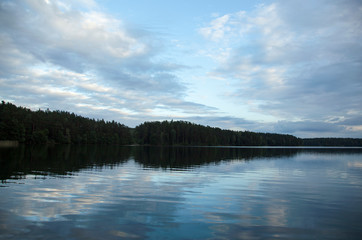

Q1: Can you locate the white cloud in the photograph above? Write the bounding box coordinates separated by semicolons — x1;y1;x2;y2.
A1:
1;0;361;137
199;0;362;137
199;14;231;41
0;0;217;126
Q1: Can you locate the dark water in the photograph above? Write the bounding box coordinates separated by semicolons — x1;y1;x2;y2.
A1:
1;145;362;239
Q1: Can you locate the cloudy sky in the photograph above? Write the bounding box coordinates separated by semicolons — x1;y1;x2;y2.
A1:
0;0;361;138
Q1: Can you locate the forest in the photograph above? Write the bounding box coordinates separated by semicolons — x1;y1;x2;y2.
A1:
0;101;133;144
1;101;361;146
134;120;302;146
302;138;362;147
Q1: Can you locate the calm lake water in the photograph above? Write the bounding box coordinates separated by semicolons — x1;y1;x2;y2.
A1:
1;145;362;239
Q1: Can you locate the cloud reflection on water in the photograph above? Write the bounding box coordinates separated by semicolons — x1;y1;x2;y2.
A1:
0;146;362;239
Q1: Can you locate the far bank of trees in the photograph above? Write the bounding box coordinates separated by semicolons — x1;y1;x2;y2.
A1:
0;101;132;144
134;120;302;146
1;101;361;146
302;138;362;147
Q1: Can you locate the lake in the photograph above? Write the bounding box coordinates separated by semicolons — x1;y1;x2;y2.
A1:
1;145;362;239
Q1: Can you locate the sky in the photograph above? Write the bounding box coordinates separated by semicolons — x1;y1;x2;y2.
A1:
0;0;361;138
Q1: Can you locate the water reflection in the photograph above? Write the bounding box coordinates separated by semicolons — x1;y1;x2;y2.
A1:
0;145;310;181
0;145;132;182
2;145;361;182
133;146;302;169
0;146;362;239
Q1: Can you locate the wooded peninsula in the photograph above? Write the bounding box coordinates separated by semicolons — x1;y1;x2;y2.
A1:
1;101;361;146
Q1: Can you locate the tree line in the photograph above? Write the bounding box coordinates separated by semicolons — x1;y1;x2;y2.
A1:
134;120;302;146
1;101;361;146
0;101;132;144
302;138;362;147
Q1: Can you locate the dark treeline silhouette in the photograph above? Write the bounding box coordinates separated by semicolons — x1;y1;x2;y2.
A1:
303;138;362;147
0;101;132;144
135;120;302;146
1;101;362;146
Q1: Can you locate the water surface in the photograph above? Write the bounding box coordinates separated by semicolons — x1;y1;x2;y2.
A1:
1;145;362;239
